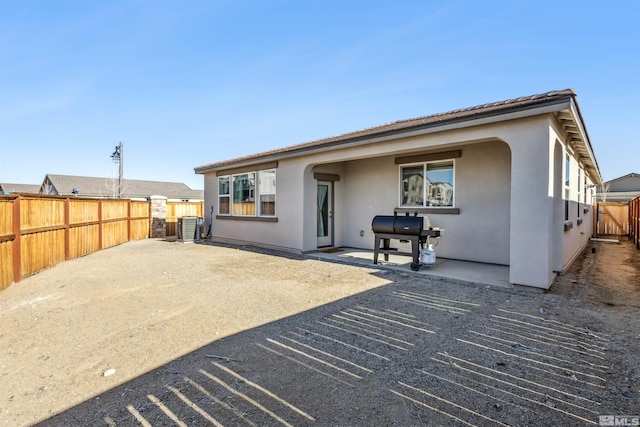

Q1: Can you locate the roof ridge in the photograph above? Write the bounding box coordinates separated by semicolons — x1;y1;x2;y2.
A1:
195;89;577;172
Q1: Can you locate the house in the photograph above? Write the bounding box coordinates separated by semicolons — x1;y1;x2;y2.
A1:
596;173;640;202
40;174;204;201
195;89;602;289
0;183;42;195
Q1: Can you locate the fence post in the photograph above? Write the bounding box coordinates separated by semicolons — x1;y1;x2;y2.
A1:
149;195;167;238
127;199;131;242
12;195;21;283
98;200;103;250
64;198;70;261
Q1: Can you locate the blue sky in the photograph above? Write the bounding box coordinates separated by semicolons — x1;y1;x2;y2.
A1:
1;0;638;190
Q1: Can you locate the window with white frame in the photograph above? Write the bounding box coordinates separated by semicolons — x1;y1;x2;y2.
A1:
218;168;276;217
584;174;588;206
232;173;256;216
258;169;276;216
219;176;230;215
400;160;454;207
577;169;582;218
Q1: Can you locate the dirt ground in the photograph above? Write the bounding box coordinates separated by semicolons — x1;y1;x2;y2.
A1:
0;238;638;426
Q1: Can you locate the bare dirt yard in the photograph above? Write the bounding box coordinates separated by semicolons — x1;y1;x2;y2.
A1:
0;237;638;426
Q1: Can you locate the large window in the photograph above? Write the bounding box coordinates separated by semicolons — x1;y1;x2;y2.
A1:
400;160;454;207
218;168;276;217
232;173;256;216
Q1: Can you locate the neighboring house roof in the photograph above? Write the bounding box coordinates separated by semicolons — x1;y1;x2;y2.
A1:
596;172;640;202
0;183;42;194
195;89;601;184
605;172;640;191
41;174;204;200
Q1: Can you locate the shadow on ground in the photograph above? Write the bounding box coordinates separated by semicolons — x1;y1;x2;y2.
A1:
36;245;640;427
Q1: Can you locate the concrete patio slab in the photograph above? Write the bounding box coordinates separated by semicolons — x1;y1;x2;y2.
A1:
309;247;512;288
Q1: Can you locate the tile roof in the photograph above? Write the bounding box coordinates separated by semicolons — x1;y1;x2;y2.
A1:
195;89;579;173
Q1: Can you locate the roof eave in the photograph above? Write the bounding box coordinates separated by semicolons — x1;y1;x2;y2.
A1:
195;96;579;175
555;98;602;185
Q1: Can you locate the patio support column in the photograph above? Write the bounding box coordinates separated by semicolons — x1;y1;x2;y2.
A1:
508;124;555;289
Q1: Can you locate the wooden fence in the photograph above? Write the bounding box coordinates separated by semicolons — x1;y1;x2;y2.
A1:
166;201;204;236
594;202;630;236
631;195;640;249
0;195;150;290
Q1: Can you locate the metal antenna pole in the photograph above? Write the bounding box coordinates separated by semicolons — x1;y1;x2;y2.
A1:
118;142;123;198
111;142;124;198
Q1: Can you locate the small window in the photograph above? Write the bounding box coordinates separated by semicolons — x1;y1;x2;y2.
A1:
258;169;276;216
577;169;582;218
584;174;588;206
219;176;230;215
401;160;454;207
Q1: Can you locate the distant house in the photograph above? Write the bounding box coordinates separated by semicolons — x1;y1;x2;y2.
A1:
40;174;203;201
596;173;640;202
195;89;602;290
0;183;42;195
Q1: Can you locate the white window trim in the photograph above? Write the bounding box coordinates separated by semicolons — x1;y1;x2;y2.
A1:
218;175;230;216
218;169;276;217
398;159;456;208
258;169;277;217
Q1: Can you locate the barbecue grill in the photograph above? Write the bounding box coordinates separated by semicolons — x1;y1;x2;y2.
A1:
371;212;441;271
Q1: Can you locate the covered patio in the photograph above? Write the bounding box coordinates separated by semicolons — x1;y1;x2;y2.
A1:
308;247;512;289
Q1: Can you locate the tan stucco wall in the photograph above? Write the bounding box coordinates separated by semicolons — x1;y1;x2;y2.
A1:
201;112;596;289
336;141;511;265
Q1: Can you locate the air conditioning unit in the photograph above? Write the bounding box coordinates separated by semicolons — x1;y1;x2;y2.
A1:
177;216;199;242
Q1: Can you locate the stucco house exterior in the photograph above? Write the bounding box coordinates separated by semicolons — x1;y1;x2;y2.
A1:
195;89;601;289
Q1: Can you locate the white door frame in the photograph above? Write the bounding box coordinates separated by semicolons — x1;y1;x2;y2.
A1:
317;181;333;247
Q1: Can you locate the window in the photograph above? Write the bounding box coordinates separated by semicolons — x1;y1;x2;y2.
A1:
400;160;454;207
232;173;256;216
219;176;230;215
584;174;588;206
218;168;276;217
258;169;276;216
577;169;582;218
